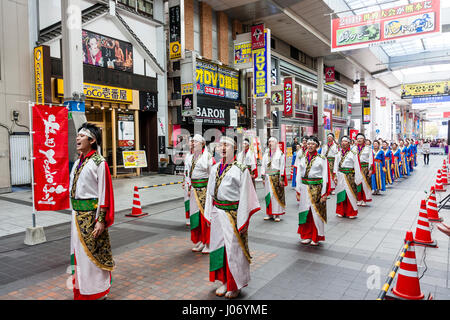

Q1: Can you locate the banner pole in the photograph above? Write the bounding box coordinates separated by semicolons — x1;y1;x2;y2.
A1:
28;102;36;228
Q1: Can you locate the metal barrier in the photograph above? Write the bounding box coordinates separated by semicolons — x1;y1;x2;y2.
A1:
137;181;183;190
376;238;412;300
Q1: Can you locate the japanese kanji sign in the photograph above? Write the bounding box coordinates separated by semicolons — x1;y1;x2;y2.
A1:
32;104;69;211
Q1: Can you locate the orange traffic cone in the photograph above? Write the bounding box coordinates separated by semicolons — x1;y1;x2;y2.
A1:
391;231;425;300
442;161;448;185
427;187;442;222
125;186;148;217
413;199;437;247
435;170;446;192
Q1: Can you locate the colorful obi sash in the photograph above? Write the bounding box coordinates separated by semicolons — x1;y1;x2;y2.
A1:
339;167;354;174
213;198;239;210
191;178;208;188
301;177;323;185
71;198;98;211
266;169;280;176
360;162;369;168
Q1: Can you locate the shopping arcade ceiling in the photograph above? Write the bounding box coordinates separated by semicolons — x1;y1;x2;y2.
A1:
204;0;450;101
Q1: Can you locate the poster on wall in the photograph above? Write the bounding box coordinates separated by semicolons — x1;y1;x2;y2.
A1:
82;29;133;72
32;104;69;211
123;150;147;168
139;91;158;112
331;0;441;52
118;114;135;149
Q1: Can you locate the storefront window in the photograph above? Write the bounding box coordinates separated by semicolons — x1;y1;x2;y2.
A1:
324;92;346;117
301;85;315;112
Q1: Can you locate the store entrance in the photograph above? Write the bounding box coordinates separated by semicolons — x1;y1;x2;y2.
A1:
139;111;158;172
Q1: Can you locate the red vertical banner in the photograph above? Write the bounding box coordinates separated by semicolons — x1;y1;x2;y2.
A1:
350;129;359;140
360;85;368;98
32;104;70;211
380;97;386;107
325;67;335;84
283;77;293;117
251;24;265;50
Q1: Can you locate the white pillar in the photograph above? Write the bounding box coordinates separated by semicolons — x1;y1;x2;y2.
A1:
61;0;85;163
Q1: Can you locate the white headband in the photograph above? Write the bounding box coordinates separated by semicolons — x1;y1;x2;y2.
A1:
268;137;278;143
220;136;236;146
78;128;95;139
193;134;205;143
341;137;350;142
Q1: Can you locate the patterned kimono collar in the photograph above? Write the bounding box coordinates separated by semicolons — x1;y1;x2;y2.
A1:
327;142;334;148
357;143;364;153
219;156;236;176
306;150;318;163
77;150;96;169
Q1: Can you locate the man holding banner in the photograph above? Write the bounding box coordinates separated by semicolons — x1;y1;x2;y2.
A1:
69;122;115;300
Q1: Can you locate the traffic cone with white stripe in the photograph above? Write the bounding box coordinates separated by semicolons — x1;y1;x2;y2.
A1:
413;199;437;247
126;186;148;217
427;186;443;222
391;231;425;300
435;169;446;192
442;160;448;185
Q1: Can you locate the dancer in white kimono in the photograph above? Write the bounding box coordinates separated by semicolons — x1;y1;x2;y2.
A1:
188;134;215;253
334;136;363;219
236;138;258;184
296;136;330;246
205;136;261;299
261;137;287;222
352;133;373;206
321;133;339;194
183;137;194;226
69;123;114;300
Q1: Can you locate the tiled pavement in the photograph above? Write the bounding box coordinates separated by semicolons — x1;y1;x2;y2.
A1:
0;155;450;300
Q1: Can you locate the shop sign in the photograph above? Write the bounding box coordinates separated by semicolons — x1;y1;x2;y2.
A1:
123;150;147;168
196;106;227;125
401;80;450;99
56;78;132;103
362;100;371;124
380;96;386;107
196;60;239;100
251;24;265;50
360;85;368;98
139;91;158;112
283;77;293;117
253;29;271;99
348;102;352;114
331;0;440;52
271;91;283;105
169;4;182;60
34;46;51;104
325;67;335;84
32;104;69;211
412;95;450;109
234;41;252;67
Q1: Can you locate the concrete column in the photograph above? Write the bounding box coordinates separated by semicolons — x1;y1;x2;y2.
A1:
317;57;324;142
217;11;228;65
61;0;85;163
200;1;212;60
184;0;194;52
232;19;242;40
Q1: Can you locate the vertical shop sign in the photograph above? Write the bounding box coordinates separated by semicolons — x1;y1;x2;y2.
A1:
251;24;265;50
34;46;51;104
325;67;335;84
362;100;371;124
253;29;271;99
380;96;386;107
360;85;368;98
283;77;293;117
32;104;69;211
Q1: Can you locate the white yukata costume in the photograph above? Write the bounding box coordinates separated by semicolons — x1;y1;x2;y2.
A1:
321;139;339;192
69;149;115;300
188;135;215;247
296;148;329;243
204;137;261;292
236;144;258;180
261;141;287;217
334;140;363;218
352;143;373;204
183;150;193;223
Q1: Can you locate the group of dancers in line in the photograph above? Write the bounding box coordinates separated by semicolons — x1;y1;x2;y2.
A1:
182;132;419;299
